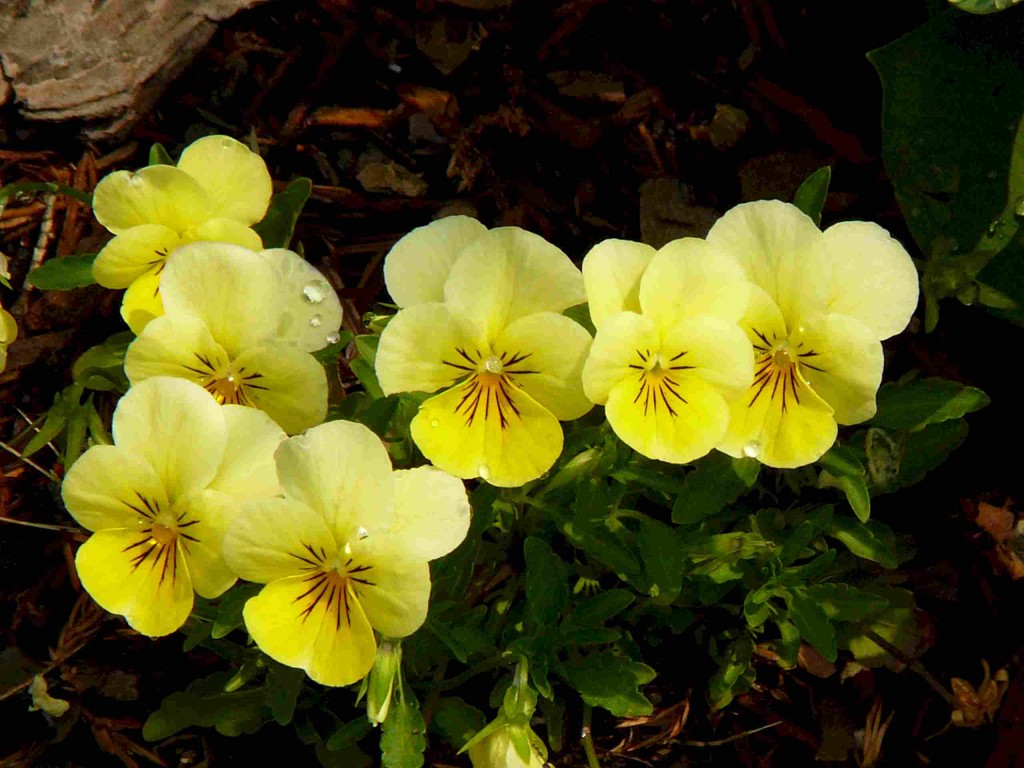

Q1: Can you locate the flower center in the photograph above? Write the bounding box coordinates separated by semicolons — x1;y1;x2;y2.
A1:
184;351;269;407
149;522;177;546
290;542;377;629
439;347;540;430
207;374;242;404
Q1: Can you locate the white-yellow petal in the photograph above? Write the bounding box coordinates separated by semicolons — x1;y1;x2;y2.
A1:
175;489;238;599
92;166;210;235
187;217;264;251
375;303;470;396
228;344;328;434
385;466;471;561
125;313;231;389
121;268;166;334
61;445;168;532
274;420;395;540
581;239;656;329
345;542;431;638
493;312;593;420
384;215;488;307
208;405;286;499
175;135;272;225
581;312;660;405
638;237;750;332
110;377;227;503
816;221;919;340
257;248;343;352
92;224;181;288
76;529;193;637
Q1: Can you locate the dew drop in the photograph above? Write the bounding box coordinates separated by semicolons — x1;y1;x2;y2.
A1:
478;464;491;480
357;526;369;540
325;331;342;345
129;174;143;188
430;418;440;428
343;542;352;556
226;375;235;383
742;440;761;459
308;314;322;328
1015;196;1024;217
483;355;502;374
302;280;328;304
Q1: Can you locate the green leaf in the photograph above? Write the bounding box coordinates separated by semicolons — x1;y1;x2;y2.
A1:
564;651;656;717
708;636;754;710
792;166;831;226
22;388;77;457
836;475;870;523
773;619;801;668
254;177;312;249
804;584;890;623
264;662;304;726
149;143;174;166
819;446;870;522
72;332;134;392
637;518;685;598
672;452;759;524
839;588;930;669
523;537;569;627
0;180;92;211
872;377;990;431
212;583;261;639
142;671;267;740
786;587;837;662
865;428;901;487
430;698;487;751
571;590;634;626
951;0;1024;15
350;358;384;400
313;329;353;365
826;516;906;569
326;718;373;750
27;253;98;290
563;302;596;335
381;681;426;768
899;418;970;486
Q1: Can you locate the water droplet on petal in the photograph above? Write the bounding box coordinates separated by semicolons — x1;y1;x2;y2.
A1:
357;526;369;540
325;331;341;345
478;464;491;480
226;375;235;383
302;280;328;304
484;355;502;374
742;440;761;459
309;314;322;328
129;174;143;188
343;542;352;556
430;419;440;428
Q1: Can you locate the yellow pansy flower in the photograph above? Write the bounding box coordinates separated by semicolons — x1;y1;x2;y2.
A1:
375;216;593;487
61;377;286;637
706;200;919;468
1;302;16;373
222;420;470;687
124;242;341;434
581;238;754;463
91;135;272;333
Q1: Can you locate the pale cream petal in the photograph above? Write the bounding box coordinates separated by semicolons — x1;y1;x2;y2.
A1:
274;420;395;541
208;405;286;499
581;312;660;405
581;239;656;329
92;166;210;235
384;215;488;307
223;497;338;584
76;529;193;637
125;314;231;389
660;315;754;402
384;466;471;561
493;312;593;420
121;269;166;335
175;135;273;225
375;303;473;396
187;217;264;250
257;249;343;352
638;238;750;332
706;200;826;329
110;377;227;503
411;377;563;487
444;227;585;346
346;540;431;638
175;490;239;599
61;445;169;532
790;313;883;425
228;344;328;434
159;242;281;356
92;224;181;288
816;221;919;340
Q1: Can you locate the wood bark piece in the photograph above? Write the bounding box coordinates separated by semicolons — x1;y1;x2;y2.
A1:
0;0;267;139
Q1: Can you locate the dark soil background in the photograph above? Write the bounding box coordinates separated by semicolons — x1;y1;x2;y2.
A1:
2;1;1023;766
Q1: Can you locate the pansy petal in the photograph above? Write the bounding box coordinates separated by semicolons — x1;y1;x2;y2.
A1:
718;366;837;469
444;227;585;345
188;217;264;251
125;314;231;389
176;135;272;225
706;200;826;328
274;420;395;540
384;466;471;561
121;269;166;335
494;312;593;420
662;315;754;402
346;542;431;638
384;215;488;307
791;314;883;425
376;303;471;396
639;238;750;331
92;224;181;288
62;445;169;532
76;529;193;637
816;221;919;340
93;166;209;235
228;344;328;434
581;239;657;329
223;497;338;584
581;312;660;405
411;379;563;487
159;242;281;356
257;249;343;352
111;377;227;502
175;490;239;599
243;576;377;687
208;405;286;499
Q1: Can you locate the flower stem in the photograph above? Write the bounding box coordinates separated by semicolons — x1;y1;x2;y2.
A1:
581;703;601;768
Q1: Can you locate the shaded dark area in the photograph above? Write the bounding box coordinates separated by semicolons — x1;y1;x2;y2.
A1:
1;1;1022;766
